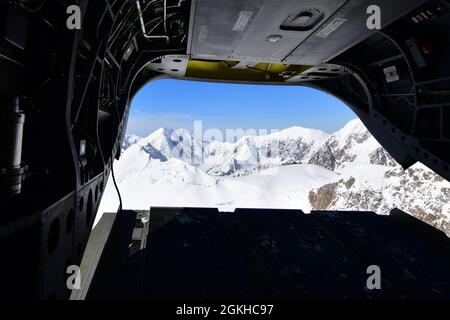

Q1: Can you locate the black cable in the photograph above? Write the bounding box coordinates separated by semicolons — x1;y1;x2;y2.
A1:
101;12;182;213
108;56;167;213
110;150;123;212
108;67;124;213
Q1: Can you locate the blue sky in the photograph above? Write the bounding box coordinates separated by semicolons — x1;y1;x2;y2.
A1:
127;79;357;137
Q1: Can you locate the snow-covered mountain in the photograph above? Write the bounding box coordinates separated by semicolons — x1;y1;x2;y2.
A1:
123;134;141;150
308;119;397;170
120;125;330;177
97;119;450;236
309;164;450;235
306;119;450;235
202;126;329;176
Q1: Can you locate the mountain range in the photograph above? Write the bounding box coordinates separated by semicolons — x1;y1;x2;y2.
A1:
98;119;450;236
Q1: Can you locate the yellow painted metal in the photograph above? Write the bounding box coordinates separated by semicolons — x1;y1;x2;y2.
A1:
185;59;312;82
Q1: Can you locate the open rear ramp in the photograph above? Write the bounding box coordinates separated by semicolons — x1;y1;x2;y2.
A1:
76;207;450;300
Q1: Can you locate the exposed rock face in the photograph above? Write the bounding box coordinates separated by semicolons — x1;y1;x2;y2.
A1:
306;119;450;236
203;127;329;176
123;135;141;150
345;177;355;189
309;119;385;169
369;147;397;167
308;144;336;170
206;159;242;176
309;165;450;236
141;143;168;162
309;182;339;210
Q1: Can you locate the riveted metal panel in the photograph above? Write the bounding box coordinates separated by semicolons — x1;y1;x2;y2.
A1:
284;0;430;65
189;0;346;62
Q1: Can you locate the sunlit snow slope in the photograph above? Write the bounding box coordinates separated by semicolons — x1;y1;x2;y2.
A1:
97;119;450;236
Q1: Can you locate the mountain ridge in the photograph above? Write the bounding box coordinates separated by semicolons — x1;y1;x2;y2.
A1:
97;119;450;236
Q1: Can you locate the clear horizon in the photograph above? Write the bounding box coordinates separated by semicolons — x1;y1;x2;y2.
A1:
127;79;357;137
125;119;360;141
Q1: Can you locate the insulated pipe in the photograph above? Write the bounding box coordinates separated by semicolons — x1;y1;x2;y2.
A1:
0;97;26;196
163;0;167;33
135;0;169;42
